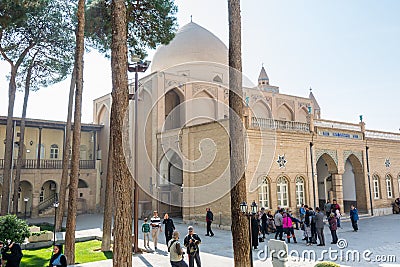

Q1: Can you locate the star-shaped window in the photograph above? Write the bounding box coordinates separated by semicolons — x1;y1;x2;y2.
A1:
385;159;391;168
277;154;287;168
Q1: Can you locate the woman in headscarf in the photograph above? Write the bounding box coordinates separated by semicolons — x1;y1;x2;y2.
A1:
48;244;67;267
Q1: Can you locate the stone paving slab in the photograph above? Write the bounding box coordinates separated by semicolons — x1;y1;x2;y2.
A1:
26;213;400;267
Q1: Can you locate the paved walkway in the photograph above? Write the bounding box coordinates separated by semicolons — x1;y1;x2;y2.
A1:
27;213;400;267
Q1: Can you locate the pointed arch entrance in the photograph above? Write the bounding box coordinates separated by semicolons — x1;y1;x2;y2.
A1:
159;150;183;217
343;154;367;213
316;153;338;209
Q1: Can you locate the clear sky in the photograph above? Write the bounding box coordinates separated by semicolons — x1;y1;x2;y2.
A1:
1;0;399;132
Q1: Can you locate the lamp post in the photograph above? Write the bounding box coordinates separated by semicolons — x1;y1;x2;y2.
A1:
128;55;150;253
53;201;59;246
23;197;29;219
240;201;257;267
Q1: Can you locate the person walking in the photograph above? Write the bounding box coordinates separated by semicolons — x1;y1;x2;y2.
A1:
163;213;176;245
314;207;325;246
328;213;338;244
150;210;162;250
184;226;201;267
168;231;188;267
282;212;297;243
48;244;67;267
205;208;214;237
349;205;359;232
274;209;284;240
1;242;23;267
141;217;151;249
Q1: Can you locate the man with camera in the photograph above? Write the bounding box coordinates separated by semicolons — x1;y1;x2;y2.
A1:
168;231;188;267
183;226;201;267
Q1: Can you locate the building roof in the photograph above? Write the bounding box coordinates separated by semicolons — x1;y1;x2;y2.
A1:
151;22;228;72
0;116;103;131
258;66;269;81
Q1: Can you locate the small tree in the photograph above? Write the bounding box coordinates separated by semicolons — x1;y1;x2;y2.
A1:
0;215;30;244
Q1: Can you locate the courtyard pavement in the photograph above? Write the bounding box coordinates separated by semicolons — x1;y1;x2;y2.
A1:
27;213;400;267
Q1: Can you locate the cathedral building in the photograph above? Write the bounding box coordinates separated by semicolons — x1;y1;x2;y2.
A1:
93;22;400;225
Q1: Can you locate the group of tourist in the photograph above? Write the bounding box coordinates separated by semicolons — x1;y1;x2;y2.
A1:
249;199;360;249
145;209;213;267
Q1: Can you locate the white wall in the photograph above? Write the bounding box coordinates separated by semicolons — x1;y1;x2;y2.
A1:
342;159;356;201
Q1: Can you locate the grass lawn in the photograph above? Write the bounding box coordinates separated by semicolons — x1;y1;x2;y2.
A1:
21;240;113;267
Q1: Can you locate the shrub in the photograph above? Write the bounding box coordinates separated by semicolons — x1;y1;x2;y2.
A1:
0;214;30;243
314;262;340;267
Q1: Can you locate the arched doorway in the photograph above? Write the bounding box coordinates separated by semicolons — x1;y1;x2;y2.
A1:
316;153;338;209
342;155;367;213
159;150;183;217
38;180;58;214
19;180;33;217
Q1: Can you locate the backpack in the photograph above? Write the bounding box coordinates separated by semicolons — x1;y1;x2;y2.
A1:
168;240;177;252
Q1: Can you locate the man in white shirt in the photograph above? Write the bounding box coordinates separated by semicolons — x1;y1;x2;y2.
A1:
150;210;162;250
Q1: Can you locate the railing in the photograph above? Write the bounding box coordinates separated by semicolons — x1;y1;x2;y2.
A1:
365;130;400;141
250;117;310;132
314;119;361;131
0;159;96;169
38;193;58;214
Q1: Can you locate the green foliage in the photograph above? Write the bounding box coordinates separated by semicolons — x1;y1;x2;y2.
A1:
21;240;113;267
29;222;66;232
314;262;340;267
30;231;49;237
0;0;49;29
0;214;30;244
85;0;178;58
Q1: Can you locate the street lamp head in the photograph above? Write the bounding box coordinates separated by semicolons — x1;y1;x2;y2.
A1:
240;201;248;214
53;202;59;208
130;53;141;63
251;202;258;214
24;197;29;203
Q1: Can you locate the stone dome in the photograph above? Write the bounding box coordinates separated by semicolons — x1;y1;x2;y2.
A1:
151;22;228;72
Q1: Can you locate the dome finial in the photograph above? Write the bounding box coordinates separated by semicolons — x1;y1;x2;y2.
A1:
190;15;193;22
309;87;312;92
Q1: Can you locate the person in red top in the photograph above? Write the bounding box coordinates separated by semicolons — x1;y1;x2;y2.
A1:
282;212;297;243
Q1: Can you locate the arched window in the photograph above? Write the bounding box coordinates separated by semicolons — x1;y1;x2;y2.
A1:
50;144;59;159
372;175;380;199
386;174;393;198
295;177;305;207
277;177;289;207
398;174;400;195
258;177;270;208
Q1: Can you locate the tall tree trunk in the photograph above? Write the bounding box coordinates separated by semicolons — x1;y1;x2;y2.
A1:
101;124;114;251
0;36;35;215
111;1;133;266
65;0;85;264
55;66;76;232
12;62;33;214
1;65;17;215
228;1;251;266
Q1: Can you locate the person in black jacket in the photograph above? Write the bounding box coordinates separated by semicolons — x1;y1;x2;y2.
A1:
48;244;67;267
163;213;176;245
1;242;23;267
205;208;214;237
184;226;201;267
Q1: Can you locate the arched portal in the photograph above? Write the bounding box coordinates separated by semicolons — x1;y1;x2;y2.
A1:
316;153;338;209
19;180;33;216
342;155;367;213
159;150;183;217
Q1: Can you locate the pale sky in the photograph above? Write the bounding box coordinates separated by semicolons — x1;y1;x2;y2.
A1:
1;0;399;132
